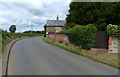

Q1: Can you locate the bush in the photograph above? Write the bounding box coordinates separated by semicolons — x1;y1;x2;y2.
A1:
59;41;63;43
65;42;69;46
107;24;119;37
2;30;10;39
60;24;97;49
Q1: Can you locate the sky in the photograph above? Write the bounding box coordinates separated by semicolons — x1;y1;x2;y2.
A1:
0;0;72;32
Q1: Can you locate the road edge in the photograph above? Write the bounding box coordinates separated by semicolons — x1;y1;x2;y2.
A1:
43;37;119;69
2;38;21;76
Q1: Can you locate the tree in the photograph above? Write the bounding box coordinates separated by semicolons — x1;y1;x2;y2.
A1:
66;2;120;31
9;25;16;33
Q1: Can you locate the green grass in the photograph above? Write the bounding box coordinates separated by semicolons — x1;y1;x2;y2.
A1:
2;33;43;54
43;37;119;69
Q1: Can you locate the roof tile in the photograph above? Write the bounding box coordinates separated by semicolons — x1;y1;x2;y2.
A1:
46;20;66;26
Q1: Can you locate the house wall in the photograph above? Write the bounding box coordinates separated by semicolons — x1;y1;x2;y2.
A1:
46;27;62;33
55;27;62;32
46;27;55;32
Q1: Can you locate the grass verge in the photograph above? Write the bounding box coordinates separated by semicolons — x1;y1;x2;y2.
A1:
43;37;119;69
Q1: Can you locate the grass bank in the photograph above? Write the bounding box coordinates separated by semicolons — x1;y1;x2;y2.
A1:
43;37;119;69
1;32;43;54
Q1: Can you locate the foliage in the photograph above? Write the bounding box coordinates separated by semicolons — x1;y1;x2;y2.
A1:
2;30;10;39
66;2;120;31
43;37;119;69
9;25;16;33
64;22;76;29
23;30;44;34
1;29;43;53
60;24;97;49
107;24;120;37
58;41;63;43
96;23;107;31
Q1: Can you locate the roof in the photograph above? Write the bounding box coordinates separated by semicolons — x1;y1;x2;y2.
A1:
46;20;66;26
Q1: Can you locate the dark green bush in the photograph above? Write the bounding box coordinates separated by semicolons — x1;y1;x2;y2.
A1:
2;30;10;39
60;24;97;49
65;42;69;46
59;41;63;43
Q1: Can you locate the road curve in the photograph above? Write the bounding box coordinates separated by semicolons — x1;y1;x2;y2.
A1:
8;37;118;75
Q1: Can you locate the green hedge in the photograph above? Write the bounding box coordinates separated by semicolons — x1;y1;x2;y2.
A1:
60;24;97;49
107;24;120;37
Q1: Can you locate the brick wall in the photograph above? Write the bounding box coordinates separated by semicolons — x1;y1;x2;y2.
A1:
47;34;119;53
47;34;69;43
108;36;119;53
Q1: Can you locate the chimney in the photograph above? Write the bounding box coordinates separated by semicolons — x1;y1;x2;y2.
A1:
56;15;59;20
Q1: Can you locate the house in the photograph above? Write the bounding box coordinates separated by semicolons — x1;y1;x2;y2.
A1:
45;15;66;36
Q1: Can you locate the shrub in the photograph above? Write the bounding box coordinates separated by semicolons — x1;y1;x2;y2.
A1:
60;24;97;49
107;24;119;37
65;42;69;46
59;41;63;43
2;30;10;39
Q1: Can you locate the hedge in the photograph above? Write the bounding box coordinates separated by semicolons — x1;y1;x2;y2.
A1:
60;24;97;49
107;24;120;37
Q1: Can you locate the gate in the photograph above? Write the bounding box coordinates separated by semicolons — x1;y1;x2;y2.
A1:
95;31;109;49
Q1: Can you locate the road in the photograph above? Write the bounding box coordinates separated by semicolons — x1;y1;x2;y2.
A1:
8;37;118;75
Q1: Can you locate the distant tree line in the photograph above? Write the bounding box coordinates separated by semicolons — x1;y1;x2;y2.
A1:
23;30;44;34
66;2;120;31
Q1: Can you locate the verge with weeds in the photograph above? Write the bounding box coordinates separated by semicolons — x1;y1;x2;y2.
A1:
2;32;43;53
43;37;119;69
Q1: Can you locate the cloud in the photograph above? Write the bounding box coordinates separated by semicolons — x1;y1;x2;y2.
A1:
0;18;8;24
0;0;71;32
1;0;72;2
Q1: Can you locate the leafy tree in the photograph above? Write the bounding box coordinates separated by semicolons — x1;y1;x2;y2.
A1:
9;25;16;33
66;2;120;31
64;22;77;29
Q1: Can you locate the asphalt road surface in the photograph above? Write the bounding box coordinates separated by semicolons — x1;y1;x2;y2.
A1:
8;37;118;75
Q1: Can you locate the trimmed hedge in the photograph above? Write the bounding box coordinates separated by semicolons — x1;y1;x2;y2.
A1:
60;24;97;49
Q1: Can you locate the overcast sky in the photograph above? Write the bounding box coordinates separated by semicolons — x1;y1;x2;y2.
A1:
0;0;72;32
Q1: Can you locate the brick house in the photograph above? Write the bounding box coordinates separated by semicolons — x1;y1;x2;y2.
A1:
45;15;66;36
